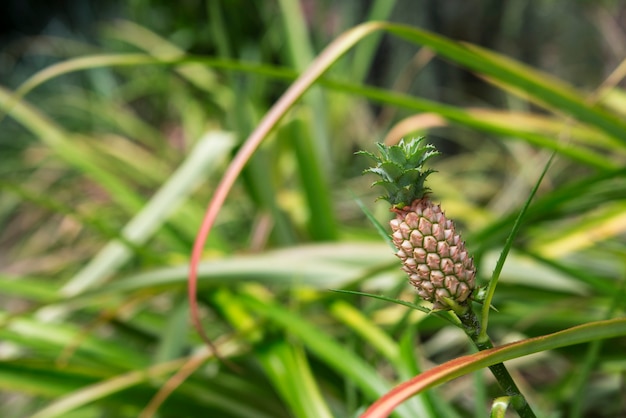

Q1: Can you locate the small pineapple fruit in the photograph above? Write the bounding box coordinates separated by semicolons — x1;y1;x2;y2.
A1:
359;138;476;310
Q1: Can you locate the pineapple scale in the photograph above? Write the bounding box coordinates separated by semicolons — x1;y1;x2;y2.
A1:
390;199;476;309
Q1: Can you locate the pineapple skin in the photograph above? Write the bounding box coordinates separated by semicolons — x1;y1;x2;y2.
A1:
390;198;476;310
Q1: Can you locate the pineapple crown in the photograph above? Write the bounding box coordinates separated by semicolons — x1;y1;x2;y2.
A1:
358;137;440;208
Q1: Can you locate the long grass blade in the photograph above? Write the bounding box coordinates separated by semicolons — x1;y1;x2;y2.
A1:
479;151;556;341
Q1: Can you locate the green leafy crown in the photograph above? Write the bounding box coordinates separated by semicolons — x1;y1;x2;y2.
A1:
357;137;440;208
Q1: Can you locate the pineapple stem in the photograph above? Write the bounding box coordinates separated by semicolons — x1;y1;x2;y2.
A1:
459;309;537;418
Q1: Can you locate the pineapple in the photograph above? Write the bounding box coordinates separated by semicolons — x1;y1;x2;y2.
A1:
359;138;476;311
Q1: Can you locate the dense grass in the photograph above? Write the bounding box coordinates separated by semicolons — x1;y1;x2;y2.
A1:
1;1;626;417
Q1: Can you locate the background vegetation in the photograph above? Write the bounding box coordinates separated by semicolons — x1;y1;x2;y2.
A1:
1;1;626;417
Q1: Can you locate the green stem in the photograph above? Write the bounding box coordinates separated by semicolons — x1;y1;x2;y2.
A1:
458;308;537;418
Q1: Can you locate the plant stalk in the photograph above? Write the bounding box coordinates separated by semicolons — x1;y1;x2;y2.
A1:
458;308;537;418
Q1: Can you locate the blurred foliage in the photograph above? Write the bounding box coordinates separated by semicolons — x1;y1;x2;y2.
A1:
1;1;626;417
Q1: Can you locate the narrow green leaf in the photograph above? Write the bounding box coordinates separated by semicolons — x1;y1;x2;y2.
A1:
238;291;418;418
352;198;396;252
479;151;556;342
257;341;333;418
